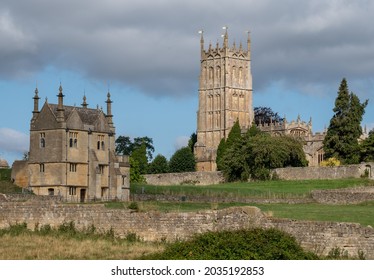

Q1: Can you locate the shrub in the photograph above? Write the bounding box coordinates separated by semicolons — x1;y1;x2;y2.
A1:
320;157;341;167
143;228;318;260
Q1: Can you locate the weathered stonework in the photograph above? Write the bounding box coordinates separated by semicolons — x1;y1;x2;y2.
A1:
11;86;130;202
274;162;374;180
312;187;374;205
144;171;224;186
194;30;254;171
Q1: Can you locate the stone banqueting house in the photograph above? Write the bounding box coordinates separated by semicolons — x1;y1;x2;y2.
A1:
194;29;333;171
12;86;130;202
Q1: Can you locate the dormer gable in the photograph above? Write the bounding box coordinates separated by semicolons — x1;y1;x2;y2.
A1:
31;102;58;131
66;108;84;130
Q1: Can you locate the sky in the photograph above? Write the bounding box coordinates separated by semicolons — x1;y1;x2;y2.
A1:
1;0;374;165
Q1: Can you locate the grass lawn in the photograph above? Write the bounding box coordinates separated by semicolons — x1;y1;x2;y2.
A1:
253;202;374;227
131;178;373;198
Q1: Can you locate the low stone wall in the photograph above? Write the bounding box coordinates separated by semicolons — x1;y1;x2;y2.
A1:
11;160;28;188
265;218;374;258
1;201;374;258
132;193;313;204
274;162;374;180
144;171;225;186
312;187;374;204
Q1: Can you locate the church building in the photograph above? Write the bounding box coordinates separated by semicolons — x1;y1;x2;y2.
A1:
194;29;325;171
194;29;254;171
13;85;130;202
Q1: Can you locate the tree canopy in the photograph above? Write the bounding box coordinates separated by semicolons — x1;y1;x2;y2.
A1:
254;107;284;125
169;147;196;173
221;129;307;181
148;154;169;174
323;78;368;164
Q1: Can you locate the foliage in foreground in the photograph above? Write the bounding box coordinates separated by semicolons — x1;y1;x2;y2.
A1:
143;228;318;260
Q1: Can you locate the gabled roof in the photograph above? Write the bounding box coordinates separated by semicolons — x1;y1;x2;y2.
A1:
48;104;105;126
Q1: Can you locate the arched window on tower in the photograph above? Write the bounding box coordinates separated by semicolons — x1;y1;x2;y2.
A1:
239;67;243;85
232;66;236;86
216;66;221;86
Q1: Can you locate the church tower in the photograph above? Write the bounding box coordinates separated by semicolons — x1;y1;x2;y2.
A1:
194;28;254;171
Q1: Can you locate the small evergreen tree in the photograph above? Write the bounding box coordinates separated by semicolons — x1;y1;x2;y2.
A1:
188;133;197;153
148;154;169;174
169;147;196;173
216;120;242;171
131;143;148;174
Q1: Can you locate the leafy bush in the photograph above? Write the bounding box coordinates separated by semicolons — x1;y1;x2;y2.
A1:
143;228;318;260
320;157;341;167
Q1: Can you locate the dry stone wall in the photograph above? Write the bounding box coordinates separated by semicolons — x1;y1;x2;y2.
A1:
144;171;224;186
1;201;374;258
312;187;374;204
274;162;374;180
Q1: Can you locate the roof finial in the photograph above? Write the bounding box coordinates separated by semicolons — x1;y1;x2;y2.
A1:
198;29;204;52
81;91;88;108
222;26;228;48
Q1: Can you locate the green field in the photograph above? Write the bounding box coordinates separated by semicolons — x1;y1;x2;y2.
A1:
131;178;373;198
2;171;374;226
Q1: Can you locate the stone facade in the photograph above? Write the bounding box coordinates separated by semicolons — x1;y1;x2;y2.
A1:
194;30;254;171
11;86;130;202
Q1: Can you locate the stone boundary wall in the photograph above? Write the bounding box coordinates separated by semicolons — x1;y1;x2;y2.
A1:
144;171;225;186
312;187;374;205
274;162;374;180
1;202;374;258
132;193;313;204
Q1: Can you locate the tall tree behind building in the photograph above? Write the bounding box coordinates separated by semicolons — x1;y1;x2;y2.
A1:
323;78;368;164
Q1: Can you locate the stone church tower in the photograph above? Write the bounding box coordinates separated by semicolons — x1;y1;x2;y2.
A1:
195;29;254;171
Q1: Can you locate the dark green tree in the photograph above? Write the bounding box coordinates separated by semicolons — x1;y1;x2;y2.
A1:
133;136;155;161
216;138;226;171
361;129;374;162
188;132;197;153
115;136;133;155
254;107;284;125
169;147;196;173
129;157;145;183
130;143;148;174
222;134;307;181
216;120;242;170
323;78;368;164
148;154;169;174
115;136;154;161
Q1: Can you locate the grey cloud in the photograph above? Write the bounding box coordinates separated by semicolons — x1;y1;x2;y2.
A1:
1;0;374;97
